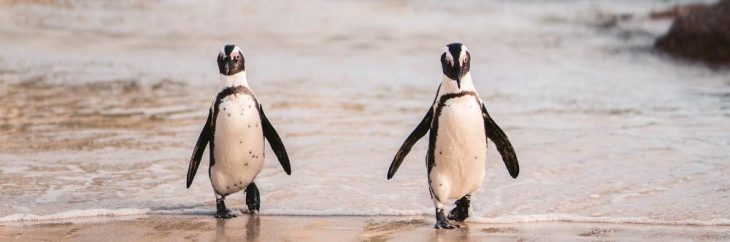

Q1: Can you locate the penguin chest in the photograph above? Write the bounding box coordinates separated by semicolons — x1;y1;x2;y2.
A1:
430;96;487;199
211;94;265;195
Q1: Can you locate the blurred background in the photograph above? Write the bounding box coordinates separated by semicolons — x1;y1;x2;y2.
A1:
0;0;728;224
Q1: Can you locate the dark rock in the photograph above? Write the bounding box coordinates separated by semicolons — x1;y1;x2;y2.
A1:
655;0;730;66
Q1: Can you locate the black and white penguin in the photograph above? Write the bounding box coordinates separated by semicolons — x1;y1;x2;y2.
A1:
387;43;519;229
186;44;291;218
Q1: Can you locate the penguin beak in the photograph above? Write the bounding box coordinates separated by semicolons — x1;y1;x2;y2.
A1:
455;67;462;89
224;59;234;75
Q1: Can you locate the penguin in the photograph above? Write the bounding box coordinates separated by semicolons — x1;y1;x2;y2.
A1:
186;44;291;218
387;43;519;229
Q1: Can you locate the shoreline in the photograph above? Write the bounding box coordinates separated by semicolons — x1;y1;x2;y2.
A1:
3;208;730;226
1;215;729;241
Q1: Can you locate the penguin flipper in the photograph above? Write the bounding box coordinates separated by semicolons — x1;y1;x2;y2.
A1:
187;108;213;188
481;103;519;178
259;105;292;175
387;108;433;179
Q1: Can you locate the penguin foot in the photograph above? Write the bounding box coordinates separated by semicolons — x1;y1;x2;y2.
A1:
215;198;236;219
447;196;470;222
434;208;461;229
434;219;461;229
214;209;236;219
245;183;260;213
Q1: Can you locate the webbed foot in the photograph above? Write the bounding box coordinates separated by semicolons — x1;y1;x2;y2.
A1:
447;195;470;222
215;198;236;219
434;208;461;229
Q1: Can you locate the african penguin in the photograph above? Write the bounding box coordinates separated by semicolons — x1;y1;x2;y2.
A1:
186;44;292;218
387;43;519;229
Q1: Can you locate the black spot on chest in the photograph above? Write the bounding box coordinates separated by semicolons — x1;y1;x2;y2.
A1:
209;85;260;167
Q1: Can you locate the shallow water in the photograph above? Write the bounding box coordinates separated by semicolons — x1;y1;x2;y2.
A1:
0;0;729;225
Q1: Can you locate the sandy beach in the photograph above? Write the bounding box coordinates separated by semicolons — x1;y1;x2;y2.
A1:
1;0;729;240
2;215;730;242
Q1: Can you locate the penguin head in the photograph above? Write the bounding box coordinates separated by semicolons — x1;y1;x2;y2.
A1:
217;44;245;76
440;43;470;89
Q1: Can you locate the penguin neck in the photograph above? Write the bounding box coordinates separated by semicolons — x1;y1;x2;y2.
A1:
219;71;249;90
440;72;476;94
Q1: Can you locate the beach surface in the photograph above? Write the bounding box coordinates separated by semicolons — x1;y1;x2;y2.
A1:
1;0;729;240
3;215;730;242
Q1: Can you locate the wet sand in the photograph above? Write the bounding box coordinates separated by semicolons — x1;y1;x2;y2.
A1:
2;215;730;242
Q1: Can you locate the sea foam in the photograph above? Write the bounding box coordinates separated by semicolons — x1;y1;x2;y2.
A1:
0;208;150;223
470;214;730;226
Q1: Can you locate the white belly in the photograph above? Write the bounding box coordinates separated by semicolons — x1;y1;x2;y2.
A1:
211;94;265;196
430;96;487;200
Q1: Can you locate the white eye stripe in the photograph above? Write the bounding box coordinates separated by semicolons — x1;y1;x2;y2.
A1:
219;46;244;58
458;45;469;64
459;50;467;64
232;46;242;57
442;46;454;66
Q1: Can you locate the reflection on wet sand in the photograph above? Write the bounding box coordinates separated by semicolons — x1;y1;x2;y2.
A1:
215;215;261;242
246;215;260;240
215;218;229;241
430;228;471;242
360;219;475;242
